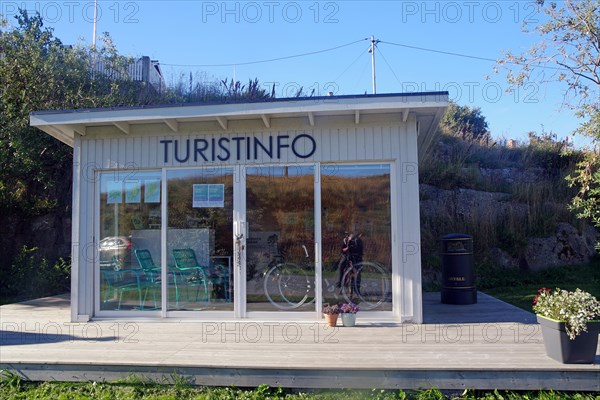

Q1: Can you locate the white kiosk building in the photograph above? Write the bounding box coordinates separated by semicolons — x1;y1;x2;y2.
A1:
30;92;448;323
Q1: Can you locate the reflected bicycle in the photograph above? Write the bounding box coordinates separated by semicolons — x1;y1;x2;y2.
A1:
263;244;390;311
263;245;314;310
339;258;390;310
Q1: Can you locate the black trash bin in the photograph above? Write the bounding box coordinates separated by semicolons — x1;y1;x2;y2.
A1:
440;233;477;305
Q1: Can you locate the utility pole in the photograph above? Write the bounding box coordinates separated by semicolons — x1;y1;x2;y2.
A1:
90;0;98;77
369;35;380;95
92;0;98;51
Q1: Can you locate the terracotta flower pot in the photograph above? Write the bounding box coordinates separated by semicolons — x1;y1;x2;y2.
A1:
324;313;338;327
537;315;600;364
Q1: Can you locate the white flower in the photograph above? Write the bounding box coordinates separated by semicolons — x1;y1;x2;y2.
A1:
533;288;600;340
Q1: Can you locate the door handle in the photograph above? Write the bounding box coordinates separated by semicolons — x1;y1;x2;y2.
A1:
235;234;244;270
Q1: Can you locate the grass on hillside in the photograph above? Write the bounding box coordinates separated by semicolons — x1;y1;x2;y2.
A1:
477;261;600;311
419;130;582;268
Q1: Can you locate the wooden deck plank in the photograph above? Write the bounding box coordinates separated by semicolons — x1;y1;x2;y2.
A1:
4;363;599;391
1;293;598;390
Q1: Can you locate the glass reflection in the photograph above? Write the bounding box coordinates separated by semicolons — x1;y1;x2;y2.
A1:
98;171;162;311
245;165;315;312
166;168;234;311
321;164;392;311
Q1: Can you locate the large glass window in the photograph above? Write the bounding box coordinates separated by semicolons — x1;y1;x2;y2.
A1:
245;165;315;312
98;171;162;311
97;163;393;316
166;168;234;311
321;164;392;311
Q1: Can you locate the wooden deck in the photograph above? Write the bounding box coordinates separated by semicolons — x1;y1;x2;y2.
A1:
1;292;598;391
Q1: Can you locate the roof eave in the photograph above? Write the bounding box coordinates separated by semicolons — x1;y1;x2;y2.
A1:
30;93;449;149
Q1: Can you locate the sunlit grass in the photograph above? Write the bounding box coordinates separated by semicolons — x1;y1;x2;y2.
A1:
478;261;600;311
1;375;599;400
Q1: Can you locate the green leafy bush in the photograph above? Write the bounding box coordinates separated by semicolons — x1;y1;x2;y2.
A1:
0;246;70;303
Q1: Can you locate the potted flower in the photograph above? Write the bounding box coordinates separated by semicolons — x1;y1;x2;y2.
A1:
533;287;600;363
339;302;360;327
322;303;340;327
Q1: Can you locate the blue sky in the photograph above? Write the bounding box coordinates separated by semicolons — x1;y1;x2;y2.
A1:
1;1;588;146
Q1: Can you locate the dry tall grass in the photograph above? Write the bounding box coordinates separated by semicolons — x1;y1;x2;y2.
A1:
419;130;582;273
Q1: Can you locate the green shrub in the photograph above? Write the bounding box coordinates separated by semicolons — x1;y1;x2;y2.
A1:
0;246;70;303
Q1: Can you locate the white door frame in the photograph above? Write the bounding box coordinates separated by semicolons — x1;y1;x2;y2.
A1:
93;162;397;321
241;163;321;321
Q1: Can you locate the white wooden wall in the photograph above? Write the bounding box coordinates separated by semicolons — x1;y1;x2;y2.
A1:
72;116;423;322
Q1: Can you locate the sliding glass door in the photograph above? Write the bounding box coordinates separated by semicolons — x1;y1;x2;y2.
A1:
245;165;316;313
166;168;234;312
320;164;393;312
97;171;162;312
96;162;393;317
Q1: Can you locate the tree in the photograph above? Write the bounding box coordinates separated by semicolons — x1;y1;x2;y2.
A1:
497;0;600;230
0;9;286;223
439;101;490;142
0;10;309;301
0;10;152;215
498;0;599;127
0;10;155;299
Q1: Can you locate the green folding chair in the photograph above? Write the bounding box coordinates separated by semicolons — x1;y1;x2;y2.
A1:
172;248;229;303
134;249;165;309
101;255;145;310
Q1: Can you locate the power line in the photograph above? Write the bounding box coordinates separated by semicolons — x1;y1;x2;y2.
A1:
354;52;371;94
332;45;372;84
159;37;566;74
377;46;403;88
380;40;565;71
161;38;369;68
381;40;498;63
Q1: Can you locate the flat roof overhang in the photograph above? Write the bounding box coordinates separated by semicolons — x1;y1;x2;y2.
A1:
30;92;449;159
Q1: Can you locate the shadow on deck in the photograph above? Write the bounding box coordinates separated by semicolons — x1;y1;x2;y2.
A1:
423;291;537;324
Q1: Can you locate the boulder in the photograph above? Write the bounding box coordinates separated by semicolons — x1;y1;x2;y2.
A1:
489;247;518;269
522;223;597;271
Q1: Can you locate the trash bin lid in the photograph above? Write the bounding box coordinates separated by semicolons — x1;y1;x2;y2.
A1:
441;233;473;240
441;233;473;254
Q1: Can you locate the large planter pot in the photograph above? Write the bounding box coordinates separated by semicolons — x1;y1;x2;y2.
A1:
341;313;357;327
324;313;338;327
537;315;600;364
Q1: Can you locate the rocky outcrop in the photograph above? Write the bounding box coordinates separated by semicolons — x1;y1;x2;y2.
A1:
489;247;519;269
420;175;598;271
486;223;597;271
522;223;597;271
420;184;528;224
479;167;549;185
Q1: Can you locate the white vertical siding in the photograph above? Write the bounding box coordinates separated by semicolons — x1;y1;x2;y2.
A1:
327;128;340;161
76;120;423;321
101;139;110;169
73;138;97;320
140;135;150;168
399;115;423;322
70;138;81;321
